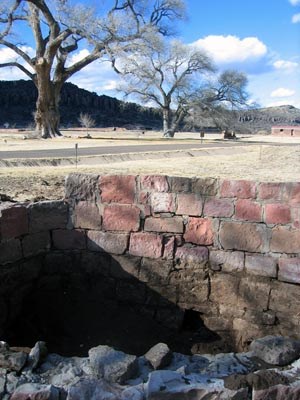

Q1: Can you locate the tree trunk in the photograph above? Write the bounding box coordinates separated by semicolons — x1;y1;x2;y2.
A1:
34;66;63;138
162;107;175;137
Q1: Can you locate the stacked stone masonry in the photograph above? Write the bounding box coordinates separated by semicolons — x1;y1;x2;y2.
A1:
0;174;299;351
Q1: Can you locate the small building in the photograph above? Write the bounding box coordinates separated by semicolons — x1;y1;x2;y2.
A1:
271;125;300;137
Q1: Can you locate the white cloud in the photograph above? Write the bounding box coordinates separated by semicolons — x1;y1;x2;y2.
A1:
0;46;35;80
289;0;300;6
271;87;295;97
192;35;267;64
292;13;300;23
273;59;298;70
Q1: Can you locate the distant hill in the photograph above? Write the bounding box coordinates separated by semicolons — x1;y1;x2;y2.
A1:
0;80;299;133
0;80;162;129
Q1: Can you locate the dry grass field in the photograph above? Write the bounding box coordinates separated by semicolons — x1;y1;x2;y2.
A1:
0;129;300;202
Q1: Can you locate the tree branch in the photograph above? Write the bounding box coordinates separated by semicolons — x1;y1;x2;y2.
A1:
0;62;35;79
0;39;34;67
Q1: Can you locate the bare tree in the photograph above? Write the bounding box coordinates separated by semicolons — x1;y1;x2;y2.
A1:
116;39;215;137
78;113;95;136
0;0;185;138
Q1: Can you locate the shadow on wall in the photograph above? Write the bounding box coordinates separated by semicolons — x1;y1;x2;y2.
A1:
2;232;218;357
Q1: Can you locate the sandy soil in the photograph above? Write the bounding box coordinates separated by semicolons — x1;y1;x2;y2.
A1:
0;129;300;202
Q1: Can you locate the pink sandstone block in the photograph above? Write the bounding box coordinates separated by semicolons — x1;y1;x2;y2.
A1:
163;236;175;260
245;254;277;278
176;193;202;216
151;193;175;213
175;246;208;264
73;201;102;229
144;216;183;233
291;207;300;229
264;203;291;225
138;191;150;204
289;182;300;205
270;227;300;253
99;175;136;204
203;198;234;218
258;183;282;201
235;199;262;222
140;175;169;192
220;179;256;199
278;258;300;284
87;231;129;254
0;205;28;239
102;204;140;232
52;229;86;250
129;232;163;258
209;250;244;272
184;217;214;245
219;221;268;252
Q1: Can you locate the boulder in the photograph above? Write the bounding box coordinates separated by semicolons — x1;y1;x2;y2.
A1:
10;383;60;400
0;350;27;372
144;343;172;370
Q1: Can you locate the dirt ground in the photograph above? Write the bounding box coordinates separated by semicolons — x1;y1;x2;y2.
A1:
0;129;300;202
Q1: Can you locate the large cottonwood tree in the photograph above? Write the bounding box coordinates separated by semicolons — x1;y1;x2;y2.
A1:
0;0;185;138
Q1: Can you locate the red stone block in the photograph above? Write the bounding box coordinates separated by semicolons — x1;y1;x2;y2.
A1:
144;216;183;233
176;193;202;216
219;221;268;252
258;183;282;201
140;175;169;192
87;231;129;254
220;179;256;199
129;232;163;258
245;254;277;278
270;226;300;253
291;207;300;229
102;204;140;232
184;217;214;245
175;246;208;264
138;191;150;204
151;193;175;213
204;198;234;218
99;175;136;204
73;201;102;229
278;257;300;284
0;205;28;240
163;236;175;260
235;199;262;222
168;176;191;192
265;203;291;225
52;229;86;250
289;182;300;205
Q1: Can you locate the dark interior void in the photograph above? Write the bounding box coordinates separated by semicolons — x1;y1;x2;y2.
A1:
3;252;219;357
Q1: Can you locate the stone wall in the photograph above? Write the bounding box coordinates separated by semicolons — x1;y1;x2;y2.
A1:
272;126;300;136
0;174;300;353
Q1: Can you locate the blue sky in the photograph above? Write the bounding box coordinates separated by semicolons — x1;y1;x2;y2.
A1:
0;0;299;108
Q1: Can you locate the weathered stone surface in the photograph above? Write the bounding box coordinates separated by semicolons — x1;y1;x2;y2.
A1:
144;343;172;370
210;274;239;307
191;177;218;196
184;217;214;245
209;250;244;272
265;203;291;225
129;232;163;259
144;216;183;233
238;278;271;310
175;246;208;264
245;254;277;278
102;204;140;232
0;205;28;240
139;258;173;284
258;182;282;201
65;173;99;201
66;378;122;400
253;384;300;400
220;179;256;199
99;175;136;204
270;227;300;253
0;350;27;372
88;345;138;384
168;176;191;192
10;383;60;400
110;255;140;279
163;236;175;260
0;238;22;264
140;175;169;192
73;201;101;229
28;201;68;233
52;229;86;250
250;335;300;365
278;257;300;283
176;193;202;216
235;199;262;222
291;207;300;228
269;281;300;313
27;341;47;371
151;193;175;213
203;198;234;218
87;231;129;255
288;182;300;205
22;231;51;258
219;222;268;252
